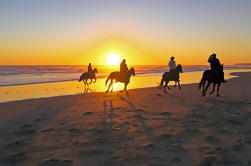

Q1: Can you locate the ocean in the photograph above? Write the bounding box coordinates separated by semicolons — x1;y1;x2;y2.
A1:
1;65;251;86
1;65;251;102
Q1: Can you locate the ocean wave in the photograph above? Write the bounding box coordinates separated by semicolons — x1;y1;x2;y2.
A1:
0;65;251;86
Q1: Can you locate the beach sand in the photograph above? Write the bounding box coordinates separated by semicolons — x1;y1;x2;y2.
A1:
0;72;250;166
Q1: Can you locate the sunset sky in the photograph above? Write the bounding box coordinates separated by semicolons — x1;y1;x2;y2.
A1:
0;0;250;65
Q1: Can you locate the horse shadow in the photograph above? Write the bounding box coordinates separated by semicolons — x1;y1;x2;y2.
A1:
82;86;93;94
102;100;114;128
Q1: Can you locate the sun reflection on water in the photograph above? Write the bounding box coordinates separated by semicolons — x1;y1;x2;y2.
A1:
0;69;251;102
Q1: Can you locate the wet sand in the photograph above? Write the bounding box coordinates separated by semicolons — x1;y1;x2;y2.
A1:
1;69;251;103
0;72;251;166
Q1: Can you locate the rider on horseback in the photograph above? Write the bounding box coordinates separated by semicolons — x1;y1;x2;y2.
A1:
88;63;92;74
169;57;176;72
120;59;129;81
208;53;226;83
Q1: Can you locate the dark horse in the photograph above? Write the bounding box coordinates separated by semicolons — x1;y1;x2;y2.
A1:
105;67;135;93
160;64;183;93
79;68;98;85
199;65;223;97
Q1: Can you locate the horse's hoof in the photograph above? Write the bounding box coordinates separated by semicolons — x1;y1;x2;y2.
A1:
179;88;181;90
217;94;221;97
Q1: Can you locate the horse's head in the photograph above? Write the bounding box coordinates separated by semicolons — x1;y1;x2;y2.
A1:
129;67;136;76
93;68;98;73
177;64;183;73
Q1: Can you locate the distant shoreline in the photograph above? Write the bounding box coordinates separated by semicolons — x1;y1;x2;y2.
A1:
0;67;250;87
1;69;251;103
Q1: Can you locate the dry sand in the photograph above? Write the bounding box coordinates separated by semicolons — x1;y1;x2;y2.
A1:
0;72;250;166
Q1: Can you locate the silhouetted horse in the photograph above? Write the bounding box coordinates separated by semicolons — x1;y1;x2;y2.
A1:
160;64;183;93
199;65;223;97
105;67;135;93
79;68;98;85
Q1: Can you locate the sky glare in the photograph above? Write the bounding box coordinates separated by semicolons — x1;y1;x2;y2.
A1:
0;0;250;65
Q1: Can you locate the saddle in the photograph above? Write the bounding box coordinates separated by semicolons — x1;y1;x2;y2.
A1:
119;71;129;83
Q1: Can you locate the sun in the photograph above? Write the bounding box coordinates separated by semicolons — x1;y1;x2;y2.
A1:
106;53;121;65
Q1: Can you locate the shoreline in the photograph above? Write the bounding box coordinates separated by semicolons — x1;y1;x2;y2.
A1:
1;67;250;87
1;69;251;103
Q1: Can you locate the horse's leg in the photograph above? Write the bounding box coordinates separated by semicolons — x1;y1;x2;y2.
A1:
209;83;216;95
84;78;88;85
106;81;113;93
94;78;96;83
177;81;181;90
164;81;167;93
217;83;221;97
89;78;92;84
203;81;211;97
201;81;206;97
124;83;128;93
174;81;177;88
166;81;171;90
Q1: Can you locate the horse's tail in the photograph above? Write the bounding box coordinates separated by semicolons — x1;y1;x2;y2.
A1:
159;73;165;88
105;74;111;86
199;71;206;89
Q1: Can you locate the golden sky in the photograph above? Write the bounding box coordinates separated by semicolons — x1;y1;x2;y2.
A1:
1;0;250;65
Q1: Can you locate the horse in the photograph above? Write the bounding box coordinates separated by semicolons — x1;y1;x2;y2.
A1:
105;67;135;93
160;64;183;93
199;65;223;97
79;68;98;85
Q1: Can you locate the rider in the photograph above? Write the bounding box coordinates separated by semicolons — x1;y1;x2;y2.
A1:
88;63;92;74
169;57;176;72
208;53;226;83
120;59;128;80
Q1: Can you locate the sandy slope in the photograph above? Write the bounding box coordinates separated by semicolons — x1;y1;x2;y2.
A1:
0;72;250;166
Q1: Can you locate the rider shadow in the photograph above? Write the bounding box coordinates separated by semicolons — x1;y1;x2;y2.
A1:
102;100;114;130
118;93;136;110
118;93;156;145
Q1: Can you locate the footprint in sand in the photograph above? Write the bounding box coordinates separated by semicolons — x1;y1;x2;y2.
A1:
83;112;92;117
198;155;217;166
69;128;81;133
171;156;181;163
4;139;30;149
41;128;54;133
21;123;33;128
159;112;172;117
14;129;35;137
34;118;44;122
38;158;73;166
0;152;28;165
79;148;105;157
205;135;221;146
